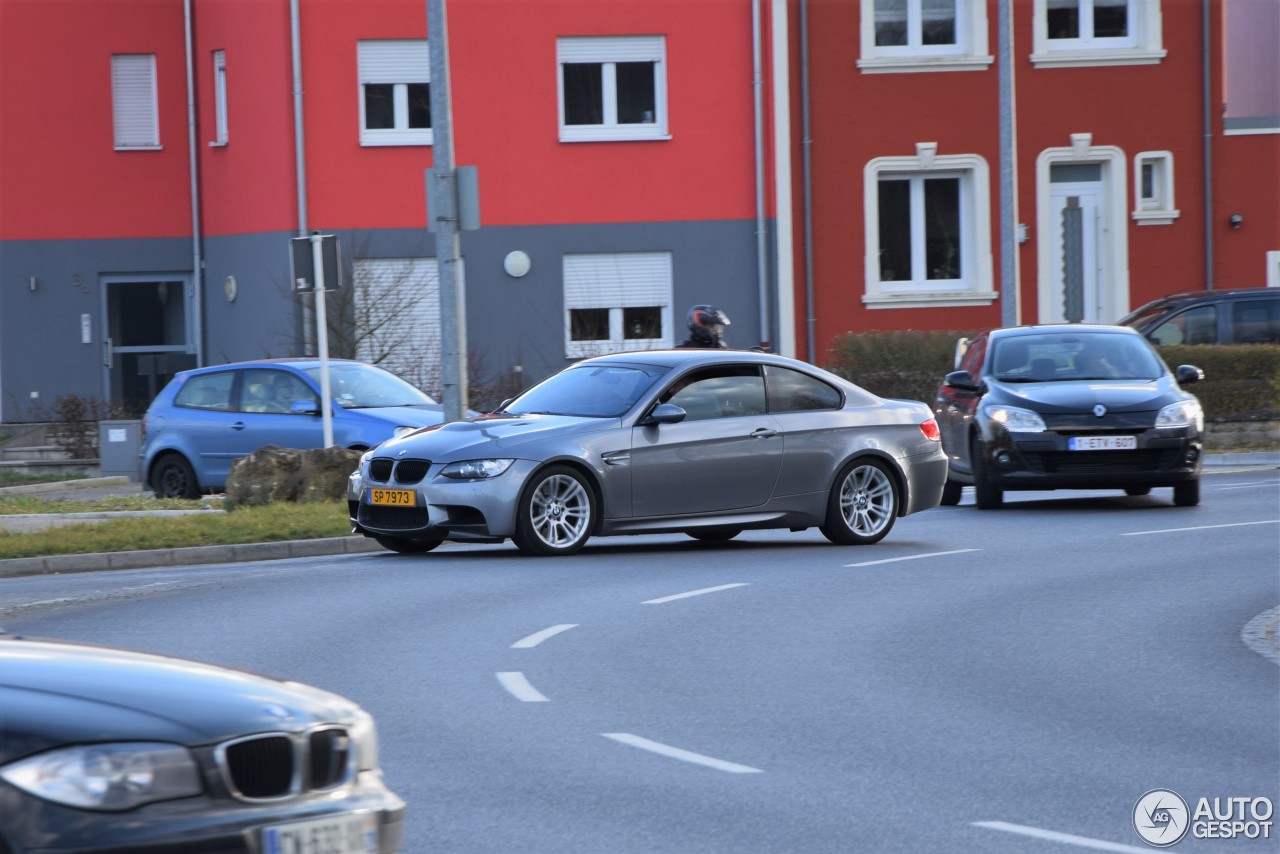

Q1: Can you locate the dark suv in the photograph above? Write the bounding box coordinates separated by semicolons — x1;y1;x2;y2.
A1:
1119;287;1280;346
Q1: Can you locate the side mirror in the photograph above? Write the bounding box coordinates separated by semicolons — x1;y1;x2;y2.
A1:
498;398;513;411
643;403;687;426
1175;364;1204;385
290;399;320;416
943;370;980;391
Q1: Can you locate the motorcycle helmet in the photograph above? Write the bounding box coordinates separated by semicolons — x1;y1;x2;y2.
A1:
687;305;730;332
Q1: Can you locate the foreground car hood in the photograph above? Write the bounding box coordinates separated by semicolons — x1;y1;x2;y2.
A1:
0;637;357;763
380;412;617;459
993;379;1176;413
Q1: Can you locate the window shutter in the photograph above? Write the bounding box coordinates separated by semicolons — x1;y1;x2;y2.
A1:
557;35;664;64
358;40;430;84
111;54;158;148
564;253;671;309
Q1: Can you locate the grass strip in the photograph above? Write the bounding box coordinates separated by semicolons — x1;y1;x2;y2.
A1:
0;501;352;560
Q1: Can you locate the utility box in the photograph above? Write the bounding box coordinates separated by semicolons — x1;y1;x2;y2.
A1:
98;420;142;481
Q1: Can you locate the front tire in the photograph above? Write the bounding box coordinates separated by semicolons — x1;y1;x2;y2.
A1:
1173;479;1200;506
819;458;899;545
513;465;596;556
375;535;444;554
971;438;1004;510
151;453;200;499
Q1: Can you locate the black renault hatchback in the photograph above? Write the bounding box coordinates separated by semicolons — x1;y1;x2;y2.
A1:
934;324;1205;509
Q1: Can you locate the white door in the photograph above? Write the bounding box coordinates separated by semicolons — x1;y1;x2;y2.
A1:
1048;181;1105;323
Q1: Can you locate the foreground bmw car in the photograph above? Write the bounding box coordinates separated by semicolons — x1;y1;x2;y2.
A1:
0;633;404;853
349;349;947;555
934;324;1204;509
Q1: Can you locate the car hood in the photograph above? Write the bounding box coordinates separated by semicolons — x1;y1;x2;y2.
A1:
345;402;448;426
0;637;359;763
989;377;1178;413
376;412;618;459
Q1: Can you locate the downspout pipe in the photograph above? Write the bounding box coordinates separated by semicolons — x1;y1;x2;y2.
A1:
290;0;314;351
770;0;795;357
183;0;204;368
751;0;770;350
1202;0;1214;290
801;0;815;364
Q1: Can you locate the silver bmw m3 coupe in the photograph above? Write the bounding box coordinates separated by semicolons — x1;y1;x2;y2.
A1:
349;349;948;556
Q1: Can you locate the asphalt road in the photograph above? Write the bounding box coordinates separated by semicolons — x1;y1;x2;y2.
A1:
2;469;1277;853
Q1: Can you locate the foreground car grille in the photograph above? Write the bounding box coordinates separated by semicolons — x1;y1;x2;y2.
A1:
217;727;353;802
1026;448;1180;473
359;504;430;530
367;457;431;484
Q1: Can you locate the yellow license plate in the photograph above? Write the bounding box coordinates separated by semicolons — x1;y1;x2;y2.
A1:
367;488;416;507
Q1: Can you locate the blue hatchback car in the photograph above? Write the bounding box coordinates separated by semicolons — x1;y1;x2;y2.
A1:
140;358;450;498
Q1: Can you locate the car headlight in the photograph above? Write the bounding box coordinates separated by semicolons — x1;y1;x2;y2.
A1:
440;459;514;479
349;709;380;772
984;404;1047;433
1155;399;1203;430
0;742;202;810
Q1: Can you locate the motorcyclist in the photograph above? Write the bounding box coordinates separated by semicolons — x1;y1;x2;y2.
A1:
676;305;731;349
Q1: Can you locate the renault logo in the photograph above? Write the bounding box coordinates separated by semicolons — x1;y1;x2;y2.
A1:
1093;404;1107;417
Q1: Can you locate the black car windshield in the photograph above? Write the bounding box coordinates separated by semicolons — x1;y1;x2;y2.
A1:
989;333;1165;382
504;364;669;418
302;363;436;408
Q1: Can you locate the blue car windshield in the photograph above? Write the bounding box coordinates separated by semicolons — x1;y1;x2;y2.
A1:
989;333;1165;382
302;364;436;408
505;364;668;418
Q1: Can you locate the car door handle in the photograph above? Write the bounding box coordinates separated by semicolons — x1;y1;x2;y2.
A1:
231;421;246;431
750;427;778;439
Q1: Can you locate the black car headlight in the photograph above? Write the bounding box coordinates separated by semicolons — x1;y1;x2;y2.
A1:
440;459;515;479
0;743;202;810
1155;399;1203;430
983;404;1047;433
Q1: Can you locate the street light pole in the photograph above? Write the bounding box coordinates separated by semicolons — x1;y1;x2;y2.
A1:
426;0;468;422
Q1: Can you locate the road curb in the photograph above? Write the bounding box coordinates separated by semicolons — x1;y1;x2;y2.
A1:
0;536;383;580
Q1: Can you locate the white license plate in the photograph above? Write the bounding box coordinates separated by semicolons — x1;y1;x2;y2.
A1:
1068;435;1137;451
263;812;378;854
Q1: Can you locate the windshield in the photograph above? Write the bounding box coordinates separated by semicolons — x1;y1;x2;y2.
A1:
302;363;436;408
989;333;1165;382
504;364;668;418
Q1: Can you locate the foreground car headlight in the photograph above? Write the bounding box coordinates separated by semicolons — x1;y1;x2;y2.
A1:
441;458;514;479
984;404;1047;433
349;708;380;772
1155;399;1204;430
0;743;202;810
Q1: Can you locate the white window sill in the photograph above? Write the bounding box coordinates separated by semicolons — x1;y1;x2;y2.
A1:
566;339;670;358
1030;48;1166;68
856;54;993;74
863;290;998;309
360;131;433;147
559;128;671;143
1132;209;1180;226
114;144;162;151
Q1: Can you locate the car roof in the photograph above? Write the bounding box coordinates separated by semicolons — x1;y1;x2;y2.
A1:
1137;287;1273;307
571;348;815;370
985;323;1144;340
178;357;364;376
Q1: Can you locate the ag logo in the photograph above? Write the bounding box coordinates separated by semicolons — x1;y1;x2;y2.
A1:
1134;789;1190;847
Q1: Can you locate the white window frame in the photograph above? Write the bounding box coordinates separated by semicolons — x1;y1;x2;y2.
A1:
557;36;669;142
563;252;673;357
862;150;995;308
1132;150;1178;225
1031;0;1165;68
211;50;228;146
857;0;991;74
357;40;432;147
111;54;160;150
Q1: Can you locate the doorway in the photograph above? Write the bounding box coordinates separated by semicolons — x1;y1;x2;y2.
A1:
102;276;197;415
1049;169;1104;323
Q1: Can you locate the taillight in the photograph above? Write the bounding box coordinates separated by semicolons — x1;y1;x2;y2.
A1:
919;418;941;442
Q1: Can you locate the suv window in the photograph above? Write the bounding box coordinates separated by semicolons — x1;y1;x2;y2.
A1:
1231;300;1280;344
1150;305;1216;346
174;371;234;410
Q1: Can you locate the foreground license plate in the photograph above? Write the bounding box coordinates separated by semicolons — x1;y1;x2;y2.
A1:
1069;435;1137;451
263;812;378;854
367;488;415;507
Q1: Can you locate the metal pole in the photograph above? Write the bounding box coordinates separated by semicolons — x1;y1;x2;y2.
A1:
997;0;1020;327
311;234;334;447
290;0;314;354
427;0;467;422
